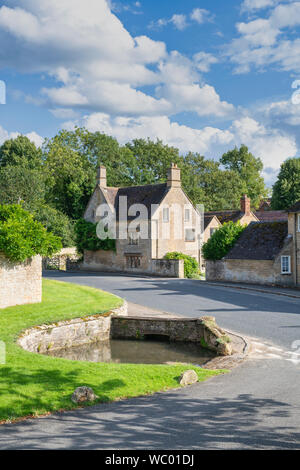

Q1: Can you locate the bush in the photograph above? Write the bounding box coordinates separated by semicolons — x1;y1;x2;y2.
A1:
33;205;75;248
75;218;116;254
164;252;199;278
0;204;62;262
202;221;246;261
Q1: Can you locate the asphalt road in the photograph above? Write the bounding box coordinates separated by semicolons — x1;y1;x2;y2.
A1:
1;272;300;449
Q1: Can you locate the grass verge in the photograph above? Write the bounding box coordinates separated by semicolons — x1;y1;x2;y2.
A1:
0;279;226;423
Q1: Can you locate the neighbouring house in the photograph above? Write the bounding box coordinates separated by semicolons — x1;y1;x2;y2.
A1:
206;195;259;227
204;215;221;243
254;210;288;223
206;200;300;287
82;163;202;277
258;198;272;211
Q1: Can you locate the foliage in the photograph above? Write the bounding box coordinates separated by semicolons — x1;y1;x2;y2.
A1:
0;165;45;209
0;279;223;422
33;205;75;248
75;218;116;253
202;221;246;261
164;251;200;278
0;135;43;169
271;158;300;210
0;204;62;262
220;145;267;208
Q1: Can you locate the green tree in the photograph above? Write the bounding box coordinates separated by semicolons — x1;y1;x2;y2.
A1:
202;221;246;261
220;145;267;208
0;135;43;169
0;165;45;209
0;204;62;262
33;204;75;248
271;158;300;210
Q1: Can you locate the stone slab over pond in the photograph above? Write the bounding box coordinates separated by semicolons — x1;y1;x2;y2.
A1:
18;304;232;357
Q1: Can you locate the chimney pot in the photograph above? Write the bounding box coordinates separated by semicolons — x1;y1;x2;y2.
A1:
240;194;251;215
167;163;181;188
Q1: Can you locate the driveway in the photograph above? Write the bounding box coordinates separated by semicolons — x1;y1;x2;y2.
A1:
1;272;300;449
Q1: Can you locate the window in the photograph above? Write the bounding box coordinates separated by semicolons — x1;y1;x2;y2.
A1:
126;255;142;269
163;208;169;222
128;233;139;246
185;228;196;242
210;228;217;237
184;209;190;222
281;256;291;274
298;214;300;232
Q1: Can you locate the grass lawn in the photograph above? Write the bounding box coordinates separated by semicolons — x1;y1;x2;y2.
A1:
0;279;225;423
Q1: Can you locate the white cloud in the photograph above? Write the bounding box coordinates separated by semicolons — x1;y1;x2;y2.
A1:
227;2;300;74
241;0;281;12
0;0;231;119
0;125;43;147
190;8;211;24
193;52;218;72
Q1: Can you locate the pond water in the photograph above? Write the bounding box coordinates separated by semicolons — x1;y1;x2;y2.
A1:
45;337;214;366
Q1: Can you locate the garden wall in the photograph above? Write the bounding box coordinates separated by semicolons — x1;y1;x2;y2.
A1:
0;253;42;309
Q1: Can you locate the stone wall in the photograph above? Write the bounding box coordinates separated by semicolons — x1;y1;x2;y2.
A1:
18;301;128;353
111;316;232;355
0;253;42;309
43;247;81;271
206;258;295;287
82;249;184;278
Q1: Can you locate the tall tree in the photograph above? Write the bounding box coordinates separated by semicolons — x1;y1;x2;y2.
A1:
271;157;300;210
220;145;267;208
0;135;43;169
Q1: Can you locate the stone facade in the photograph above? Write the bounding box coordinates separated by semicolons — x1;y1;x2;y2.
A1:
0;253;42;309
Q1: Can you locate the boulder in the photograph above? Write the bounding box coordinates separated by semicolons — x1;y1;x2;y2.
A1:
179;369;198;386
71;386;98;404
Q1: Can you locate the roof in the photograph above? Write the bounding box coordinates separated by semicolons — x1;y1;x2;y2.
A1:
204;214;220;230
205;210;244;224
104;183;169;220
288;201;300;213
225;221;289;261
254;211;288;222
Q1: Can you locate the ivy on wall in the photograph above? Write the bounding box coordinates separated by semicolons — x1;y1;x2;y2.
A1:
75;218;116;254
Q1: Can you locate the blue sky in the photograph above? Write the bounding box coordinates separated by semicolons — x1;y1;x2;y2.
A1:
0;0;300;184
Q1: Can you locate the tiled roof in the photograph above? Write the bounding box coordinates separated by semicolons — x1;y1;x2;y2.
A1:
254;211;288;222
105;183;169;219
205;210;243;224
288;201;300;213
225;221;289;261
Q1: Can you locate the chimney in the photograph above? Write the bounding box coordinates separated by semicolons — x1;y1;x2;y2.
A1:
167;163;181;188
240;194;251;215
97;165;107;187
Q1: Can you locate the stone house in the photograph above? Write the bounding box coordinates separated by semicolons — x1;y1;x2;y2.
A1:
83;164;202;277
204;215;221;243
206;195;258;226
206;201;300;287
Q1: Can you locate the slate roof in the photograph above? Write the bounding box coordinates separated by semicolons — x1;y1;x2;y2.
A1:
225;221;289;261
254;211;288;222
205;210;243;224
204;214;220;230
288;201;300;213
104;183;169;219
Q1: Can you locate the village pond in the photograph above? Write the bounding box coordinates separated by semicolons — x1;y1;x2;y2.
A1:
45;336;215;366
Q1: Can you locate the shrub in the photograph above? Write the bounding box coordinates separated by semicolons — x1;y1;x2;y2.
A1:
164;251;199;278
33;205;75;248
0;204;62;262
75;218;116;254
202;221;246;261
